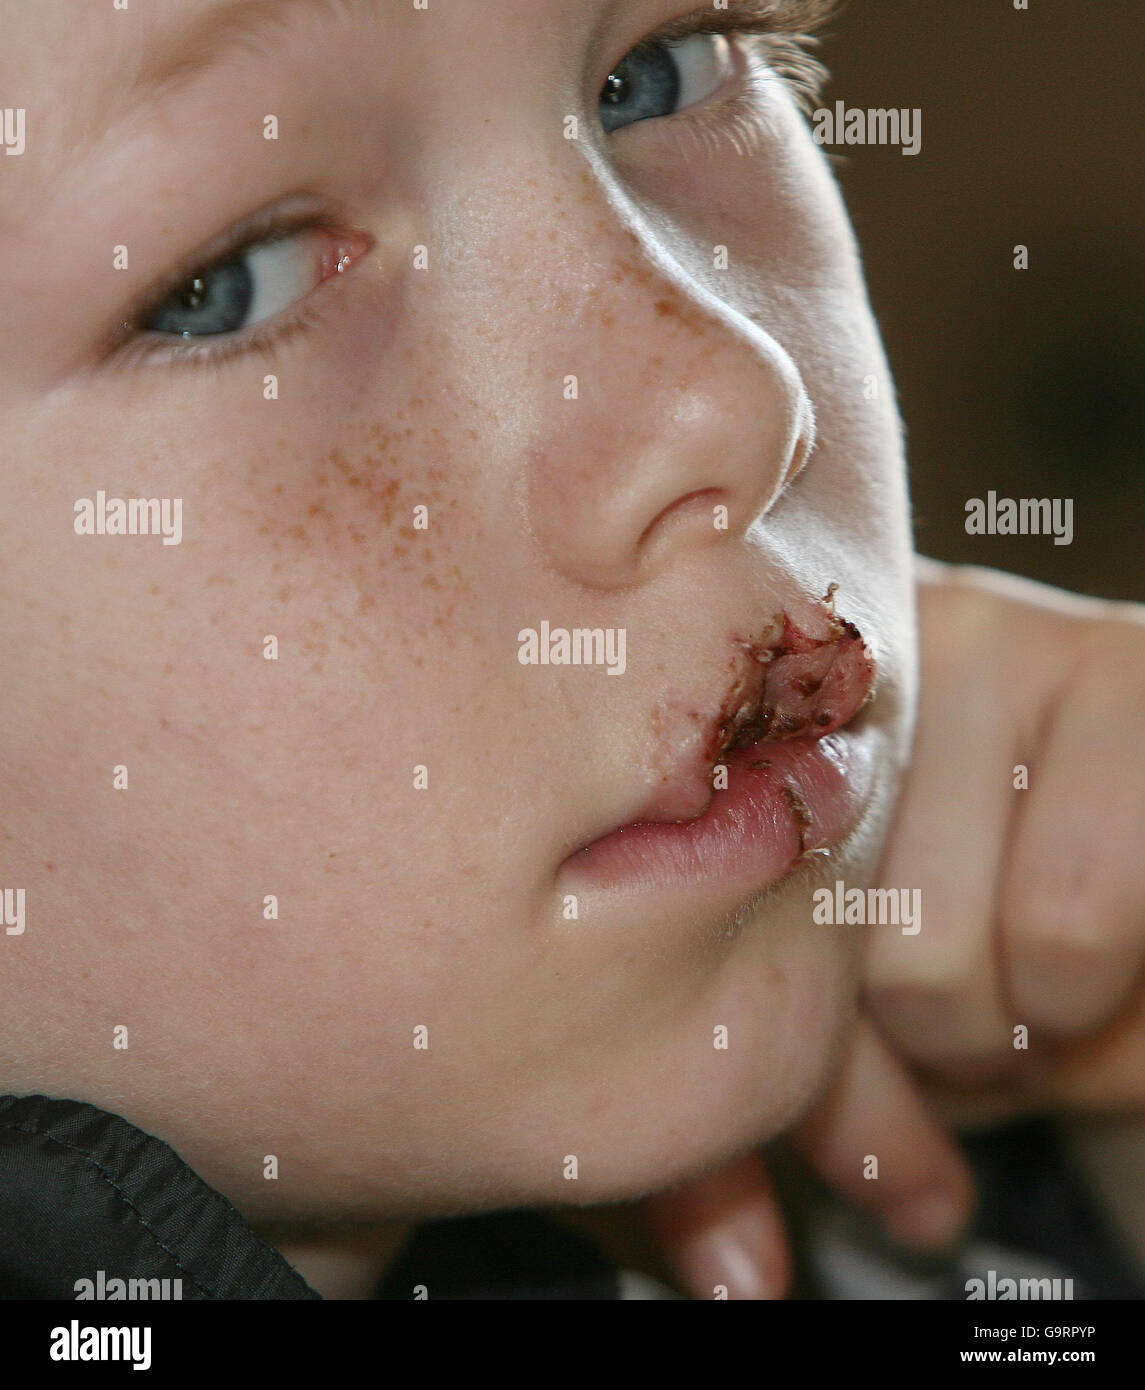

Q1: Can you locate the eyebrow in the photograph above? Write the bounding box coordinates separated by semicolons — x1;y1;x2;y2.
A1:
127;0;376;110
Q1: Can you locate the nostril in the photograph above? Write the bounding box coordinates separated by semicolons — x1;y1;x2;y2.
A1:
636;486;725;554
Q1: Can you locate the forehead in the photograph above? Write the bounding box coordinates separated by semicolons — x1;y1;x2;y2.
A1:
0;0;590;180
0;0;396;230
1;1;334;154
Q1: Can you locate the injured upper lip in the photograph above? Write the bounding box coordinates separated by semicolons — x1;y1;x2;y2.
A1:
632;587;878;827
709;586;878;764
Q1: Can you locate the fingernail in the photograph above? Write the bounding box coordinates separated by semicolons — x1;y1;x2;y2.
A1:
885;1190;965;1250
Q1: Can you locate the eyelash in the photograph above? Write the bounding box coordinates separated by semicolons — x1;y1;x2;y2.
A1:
112;1;837;372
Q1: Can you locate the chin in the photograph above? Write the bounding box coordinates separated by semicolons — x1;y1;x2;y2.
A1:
535;898;860;1209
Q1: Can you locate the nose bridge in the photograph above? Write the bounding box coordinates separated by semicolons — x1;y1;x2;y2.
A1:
504;160;811;587
424;119;812;588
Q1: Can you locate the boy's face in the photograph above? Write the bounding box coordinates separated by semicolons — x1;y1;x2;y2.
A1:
1;0;915;1220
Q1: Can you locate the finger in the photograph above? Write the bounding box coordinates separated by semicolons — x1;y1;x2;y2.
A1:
923;992;1145;1125
1000;624;1145;1036
795;1014;975;1249
642;1150;790;1300
865;577;1019;1077
1049;989;1145;1113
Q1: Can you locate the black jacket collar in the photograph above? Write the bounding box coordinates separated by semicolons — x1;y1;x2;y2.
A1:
0;1093;620;1300
0;1094;318;1300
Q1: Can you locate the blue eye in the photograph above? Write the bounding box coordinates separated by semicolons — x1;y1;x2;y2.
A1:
143;228;335;339
599;33;733;134
148;258;253;337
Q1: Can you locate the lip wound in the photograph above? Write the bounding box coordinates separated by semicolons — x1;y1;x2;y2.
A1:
712;586;878;762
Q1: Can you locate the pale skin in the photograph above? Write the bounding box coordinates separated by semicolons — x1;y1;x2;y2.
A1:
0;1;1140;1300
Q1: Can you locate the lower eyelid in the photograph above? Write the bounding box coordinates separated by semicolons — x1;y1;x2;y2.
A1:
676;82;777;161
117;278;334;371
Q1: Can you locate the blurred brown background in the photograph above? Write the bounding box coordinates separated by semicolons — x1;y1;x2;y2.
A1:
821;0;1143;600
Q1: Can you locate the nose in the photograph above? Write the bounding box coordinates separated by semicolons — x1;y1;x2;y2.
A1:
522;215;817;591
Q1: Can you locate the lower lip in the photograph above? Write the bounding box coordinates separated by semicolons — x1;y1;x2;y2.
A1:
564;732;875;894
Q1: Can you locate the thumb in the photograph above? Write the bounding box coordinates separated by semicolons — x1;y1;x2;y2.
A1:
643;1149;791;1300
795;1014;977;1250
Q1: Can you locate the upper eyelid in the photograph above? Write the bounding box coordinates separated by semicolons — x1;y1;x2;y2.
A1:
633;0;839;49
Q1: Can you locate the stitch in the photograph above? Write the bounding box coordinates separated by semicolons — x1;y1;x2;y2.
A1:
0;1119;213;1295
0;1117;309;1298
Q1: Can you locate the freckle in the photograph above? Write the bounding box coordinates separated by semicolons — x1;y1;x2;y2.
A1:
162;664;174;676
148;583;160;597
44;862;55;873
278;585;293;602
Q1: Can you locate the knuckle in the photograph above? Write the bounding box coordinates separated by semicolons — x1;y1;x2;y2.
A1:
1008;890;1113;962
